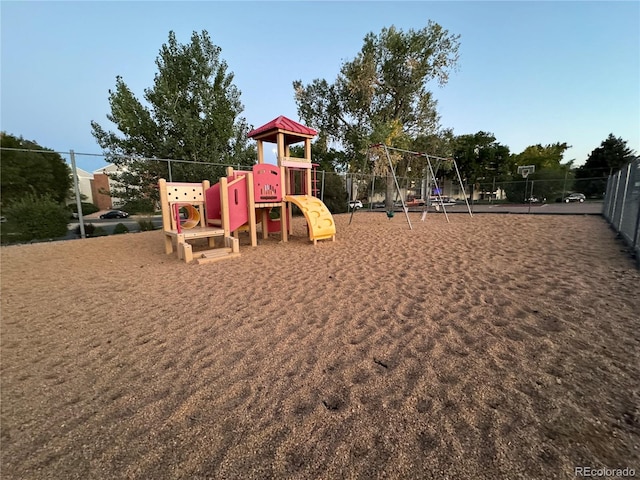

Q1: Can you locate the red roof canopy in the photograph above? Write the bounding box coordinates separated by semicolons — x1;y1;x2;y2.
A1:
248;115;317;144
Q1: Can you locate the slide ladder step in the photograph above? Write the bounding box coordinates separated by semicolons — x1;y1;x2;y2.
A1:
196;247;241;264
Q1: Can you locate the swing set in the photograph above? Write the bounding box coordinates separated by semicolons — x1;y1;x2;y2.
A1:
358;144;473;229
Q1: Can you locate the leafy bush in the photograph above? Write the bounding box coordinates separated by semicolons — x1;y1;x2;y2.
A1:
120;198;155;214
3;194;69;242
67;202;99;215
73;223;108;237
137;217;156;231
1;133;72;205
113;223;129;234
321;172;348;214
74;223;95;236
92;226;108;237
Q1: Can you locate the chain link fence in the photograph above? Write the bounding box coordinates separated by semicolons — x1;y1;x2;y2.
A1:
337;171;607;208
603;157;640;266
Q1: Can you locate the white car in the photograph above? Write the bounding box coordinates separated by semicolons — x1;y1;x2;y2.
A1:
429;196;457;206
348;200;363;209
564;193;585;203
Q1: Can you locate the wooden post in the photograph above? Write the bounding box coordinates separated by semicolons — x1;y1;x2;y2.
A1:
305;139;312;195
220;177;230;238
261;208;269;240
159;179;171;232
280;165;287;197
273;133;289;243
288;201;293;235
257;140;264;164
158;179;174;254
179;242;193;263
281;202;288;242
277;133;285;166
246;172;257;247
164;234;174;254
306;166;312;197
286;168;293;197
201;180;210;229
304;138;311;162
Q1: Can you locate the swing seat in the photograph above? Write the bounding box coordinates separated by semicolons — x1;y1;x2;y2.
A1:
386;210;395;219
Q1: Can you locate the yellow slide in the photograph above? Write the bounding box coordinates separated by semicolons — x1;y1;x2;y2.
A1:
285;195;336;243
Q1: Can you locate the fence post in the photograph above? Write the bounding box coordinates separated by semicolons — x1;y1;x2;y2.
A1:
634;188;640;252
369;174;376;210
491;176;496;203
611;172;621;225
320;170;325;202
617;163;632;231
603;175;612;219
168;160;173;182
633;160;640;255
561;169;568;203
70;149;86;239
528;180;535;214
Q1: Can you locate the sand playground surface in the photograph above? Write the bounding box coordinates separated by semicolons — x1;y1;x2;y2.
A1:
1;212;639;479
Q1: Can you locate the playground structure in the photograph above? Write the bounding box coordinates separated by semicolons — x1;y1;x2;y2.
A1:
358;144;473;229
159;116;336;264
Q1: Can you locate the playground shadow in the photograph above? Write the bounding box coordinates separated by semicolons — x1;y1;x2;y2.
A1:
1;212;639;479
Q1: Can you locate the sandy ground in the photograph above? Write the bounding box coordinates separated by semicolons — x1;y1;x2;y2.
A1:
1;212;639;480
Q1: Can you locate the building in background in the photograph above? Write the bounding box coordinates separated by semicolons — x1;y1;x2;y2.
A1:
74;167;94;204
69;164;125;210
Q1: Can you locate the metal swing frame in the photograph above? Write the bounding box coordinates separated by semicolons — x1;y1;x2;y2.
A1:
368;144;472;229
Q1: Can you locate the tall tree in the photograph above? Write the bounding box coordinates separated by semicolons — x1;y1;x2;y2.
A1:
91;30;255;201
451;132;513;185
293;22;460;208
575;134;636;198
0;132;72;205
512;143;570;172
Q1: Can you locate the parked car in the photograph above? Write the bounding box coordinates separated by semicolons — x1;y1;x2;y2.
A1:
526;196;541;203
348;200;363;209
564;193;586;203
429;196;457;206
406;198;425;207
100;210;129;219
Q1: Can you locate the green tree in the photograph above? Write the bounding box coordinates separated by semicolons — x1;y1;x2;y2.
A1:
2;194;69;243
0;133;72;206
91;30;255;202
449;132;512;200
411;129;456;160
575;134;636;198
452;132;513;182
512;143;570;171
293;22;460;209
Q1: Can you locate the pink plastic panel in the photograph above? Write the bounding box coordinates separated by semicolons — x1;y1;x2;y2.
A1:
253;164;282;202
227;176;249;232
205;183;221;223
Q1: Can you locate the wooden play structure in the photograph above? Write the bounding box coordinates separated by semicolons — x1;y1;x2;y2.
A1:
159;116;336;264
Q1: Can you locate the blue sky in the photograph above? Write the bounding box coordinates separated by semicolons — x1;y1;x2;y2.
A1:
1;1;638;173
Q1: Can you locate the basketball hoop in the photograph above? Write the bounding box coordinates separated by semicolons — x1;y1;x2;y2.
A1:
517;165;535;179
